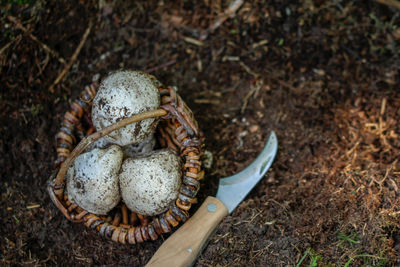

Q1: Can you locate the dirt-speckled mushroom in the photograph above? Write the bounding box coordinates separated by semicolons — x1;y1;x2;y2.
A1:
91;70;161;146
66;145;123;215
119;149;182;216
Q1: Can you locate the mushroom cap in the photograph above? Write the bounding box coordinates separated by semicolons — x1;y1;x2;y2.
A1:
91;70;161;146
119;149;182;216
66;145;123;215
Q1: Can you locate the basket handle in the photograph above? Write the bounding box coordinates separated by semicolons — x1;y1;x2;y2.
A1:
53;108;168;199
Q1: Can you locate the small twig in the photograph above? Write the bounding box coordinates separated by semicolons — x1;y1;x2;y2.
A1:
0;35;19;55
0;35;22;74
241;80;262;114
7;15;65;64
263;68;298;92
378;97;391;149
53;108;168;199
183;36;204;46
199;0;244;40
49;20;93;92
145;59;177;73
375;0;400;10
194;98;221;105
380;97;387;116
26;204;40;209
267;74;297;91
239;61;259;77
345;138;361;158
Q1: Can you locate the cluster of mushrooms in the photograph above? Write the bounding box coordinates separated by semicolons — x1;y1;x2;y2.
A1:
66;70;182;217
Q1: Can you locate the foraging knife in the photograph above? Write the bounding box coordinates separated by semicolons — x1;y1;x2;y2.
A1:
146;131;278;267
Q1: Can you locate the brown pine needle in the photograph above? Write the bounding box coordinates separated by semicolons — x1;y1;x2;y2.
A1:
375;0;400;10
49;20;93;92
7;15;65;64
199;0;244;40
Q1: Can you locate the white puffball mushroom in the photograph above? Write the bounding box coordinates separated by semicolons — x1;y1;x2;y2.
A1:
91;70;161;146
66;145;123;215
119;149;182;216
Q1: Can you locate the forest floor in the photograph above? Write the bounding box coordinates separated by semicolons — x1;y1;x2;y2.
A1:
1;0;400;266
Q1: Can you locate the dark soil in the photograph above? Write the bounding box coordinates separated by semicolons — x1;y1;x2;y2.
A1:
1;0;400;266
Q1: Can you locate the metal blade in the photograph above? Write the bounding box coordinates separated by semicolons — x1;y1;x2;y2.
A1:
216;131;278;214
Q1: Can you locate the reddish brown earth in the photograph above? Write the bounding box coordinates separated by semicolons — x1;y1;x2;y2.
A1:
1;1;400;266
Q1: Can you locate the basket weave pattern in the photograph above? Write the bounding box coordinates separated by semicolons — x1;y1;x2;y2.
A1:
48;82;203;244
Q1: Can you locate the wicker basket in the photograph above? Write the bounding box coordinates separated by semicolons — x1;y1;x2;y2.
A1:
47;81;204;244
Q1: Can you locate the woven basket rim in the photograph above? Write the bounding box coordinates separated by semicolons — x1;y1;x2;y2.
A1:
48;82;203;244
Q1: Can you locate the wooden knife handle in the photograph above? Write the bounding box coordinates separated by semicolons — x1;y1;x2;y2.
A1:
145;196;229;267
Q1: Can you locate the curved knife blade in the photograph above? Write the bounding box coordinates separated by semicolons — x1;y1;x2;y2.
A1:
216;131;278;213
